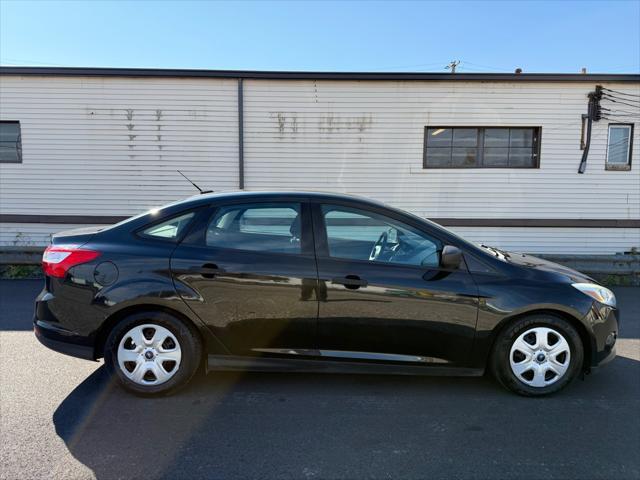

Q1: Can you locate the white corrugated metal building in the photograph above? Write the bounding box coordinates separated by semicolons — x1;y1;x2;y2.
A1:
0;67;638;255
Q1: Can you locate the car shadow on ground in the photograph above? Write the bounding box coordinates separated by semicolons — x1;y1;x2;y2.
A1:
54;357;640;480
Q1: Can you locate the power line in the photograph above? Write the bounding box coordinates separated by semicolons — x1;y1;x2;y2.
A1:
461;61;513;72
602;87;640;98
601;107;640;116
603;93;640;103
602;112;640;117
602;96;640;110
603;93;640;104
602;92;640;103
366;61;452;72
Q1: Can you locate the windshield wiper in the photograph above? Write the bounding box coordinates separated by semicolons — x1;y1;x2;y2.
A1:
481;244;511;260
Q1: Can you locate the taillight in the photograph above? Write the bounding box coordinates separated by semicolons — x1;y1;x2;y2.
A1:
42;245;101;278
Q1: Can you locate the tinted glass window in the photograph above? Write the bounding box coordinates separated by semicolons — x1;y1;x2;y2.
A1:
607;125;632;167
426;127;480;168
141;212;195;240
0;121;22;163
206;203;301;254
424;127;539;168
321;205;441;267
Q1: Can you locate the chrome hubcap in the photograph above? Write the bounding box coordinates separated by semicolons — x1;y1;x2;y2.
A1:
117;324;182;386
509;327;571;388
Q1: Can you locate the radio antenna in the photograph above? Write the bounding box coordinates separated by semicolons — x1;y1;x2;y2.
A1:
177;170;213;194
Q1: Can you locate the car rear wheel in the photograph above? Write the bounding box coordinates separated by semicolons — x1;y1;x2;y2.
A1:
490;314;583;396
104;311;203;396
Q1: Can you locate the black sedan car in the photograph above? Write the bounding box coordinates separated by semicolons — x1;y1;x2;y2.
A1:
35;191;618;396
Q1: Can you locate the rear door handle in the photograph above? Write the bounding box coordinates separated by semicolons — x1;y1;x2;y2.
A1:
197;263;224;279
331;275;368;290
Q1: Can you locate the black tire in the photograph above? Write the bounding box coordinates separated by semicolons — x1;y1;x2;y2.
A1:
490;314;584;397
104;311;203;396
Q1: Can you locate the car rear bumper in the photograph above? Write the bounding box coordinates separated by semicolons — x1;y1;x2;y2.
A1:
34;321;96;360
34;288;97;360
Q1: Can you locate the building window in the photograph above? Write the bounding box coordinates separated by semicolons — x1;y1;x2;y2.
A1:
606;124;633;171
424;127;540;169
0;121;22;163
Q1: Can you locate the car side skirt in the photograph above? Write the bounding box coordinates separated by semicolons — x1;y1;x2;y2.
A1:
206;355;484;377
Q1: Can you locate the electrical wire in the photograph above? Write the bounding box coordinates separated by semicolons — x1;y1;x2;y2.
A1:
603;109;640;116
602;87;640;98
603;94;640;106
460;61;513;72
602;96;640;110
600;116;639;122
602;92;640;102
601;107;640;116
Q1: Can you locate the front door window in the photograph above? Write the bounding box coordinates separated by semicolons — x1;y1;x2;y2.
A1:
321;205;441;268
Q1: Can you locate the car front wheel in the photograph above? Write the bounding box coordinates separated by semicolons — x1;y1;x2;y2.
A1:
104;311;203;396
491;314;584;396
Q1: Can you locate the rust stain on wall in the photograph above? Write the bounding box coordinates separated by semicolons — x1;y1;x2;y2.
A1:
319;114;373;133
277;112;286;134
270;112;374;138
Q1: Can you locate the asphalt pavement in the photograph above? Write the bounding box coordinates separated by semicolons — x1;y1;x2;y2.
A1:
1;279;639;480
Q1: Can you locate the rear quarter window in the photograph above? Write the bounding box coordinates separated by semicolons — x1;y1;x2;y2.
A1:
139;212;196;241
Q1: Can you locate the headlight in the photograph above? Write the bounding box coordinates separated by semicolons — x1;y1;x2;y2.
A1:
572;283;616;307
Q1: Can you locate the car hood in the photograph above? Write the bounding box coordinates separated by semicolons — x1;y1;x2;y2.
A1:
504;252;596;283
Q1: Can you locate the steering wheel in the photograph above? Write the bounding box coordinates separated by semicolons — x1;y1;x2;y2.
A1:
369;231;388;261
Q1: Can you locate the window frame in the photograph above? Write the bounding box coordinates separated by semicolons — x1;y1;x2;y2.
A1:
423;126;541;169
605;123;633;171
0;120;23;164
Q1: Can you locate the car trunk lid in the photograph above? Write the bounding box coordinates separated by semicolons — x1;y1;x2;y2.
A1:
51;226;105;247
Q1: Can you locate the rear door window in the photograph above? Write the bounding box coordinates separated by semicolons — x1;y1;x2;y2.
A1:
206;203;302;254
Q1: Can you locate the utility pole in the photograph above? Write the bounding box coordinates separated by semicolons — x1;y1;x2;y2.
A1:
446;60;460;73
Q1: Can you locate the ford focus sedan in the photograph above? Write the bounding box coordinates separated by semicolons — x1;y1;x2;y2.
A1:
34;191;618;396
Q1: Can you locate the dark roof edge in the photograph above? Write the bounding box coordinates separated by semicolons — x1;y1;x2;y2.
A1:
1;66;639;82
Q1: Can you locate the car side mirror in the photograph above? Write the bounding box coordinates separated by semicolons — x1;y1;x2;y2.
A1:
440;245;462;270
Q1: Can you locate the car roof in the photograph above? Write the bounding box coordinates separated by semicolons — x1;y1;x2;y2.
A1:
177;190;389;209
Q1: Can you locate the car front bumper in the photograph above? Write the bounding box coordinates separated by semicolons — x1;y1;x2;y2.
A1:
585;302;619;369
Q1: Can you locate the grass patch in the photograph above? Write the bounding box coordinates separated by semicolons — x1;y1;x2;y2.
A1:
595;274;638;287
0;265;43;279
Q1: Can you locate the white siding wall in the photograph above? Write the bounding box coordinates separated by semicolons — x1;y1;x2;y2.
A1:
243;80;640;217
1;74;639;254
0;75;239;216
449;227;639;255
243;79;640;254
0;222;108;247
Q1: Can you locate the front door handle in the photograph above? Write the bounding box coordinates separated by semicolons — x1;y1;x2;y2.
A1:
198;263;224;279
331;275;368;290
